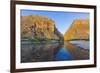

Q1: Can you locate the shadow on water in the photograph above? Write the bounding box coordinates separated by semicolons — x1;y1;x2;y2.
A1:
21;41;89;63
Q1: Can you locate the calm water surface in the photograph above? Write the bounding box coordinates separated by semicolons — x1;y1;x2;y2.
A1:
21;41;89;63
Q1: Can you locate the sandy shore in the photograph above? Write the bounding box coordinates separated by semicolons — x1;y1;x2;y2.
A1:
69;40;89;49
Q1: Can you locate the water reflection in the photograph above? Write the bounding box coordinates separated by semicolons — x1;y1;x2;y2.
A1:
64;42;89;60
54;48;73;61
21;41;89;63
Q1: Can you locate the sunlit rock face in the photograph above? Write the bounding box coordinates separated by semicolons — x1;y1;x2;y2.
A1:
21;15;63;40
64;19;89;41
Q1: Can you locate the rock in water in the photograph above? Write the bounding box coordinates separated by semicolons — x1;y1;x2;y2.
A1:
21;15;63;41
64;19;89;41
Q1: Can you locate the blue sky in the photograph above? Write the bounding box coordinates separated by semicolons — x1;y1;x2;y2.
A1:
21;10;89;34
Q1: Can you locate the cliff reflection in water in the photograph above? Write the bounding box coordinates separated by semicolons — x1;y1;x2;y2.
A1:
21;41;89;63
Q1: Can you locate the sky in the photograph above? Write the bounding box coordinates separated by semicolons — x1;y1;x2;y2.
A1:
21;10;89;35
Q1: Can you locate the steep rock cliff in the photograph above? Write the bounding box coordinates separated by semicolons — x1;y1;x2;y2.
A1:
64;19;89;41
21;15;63;41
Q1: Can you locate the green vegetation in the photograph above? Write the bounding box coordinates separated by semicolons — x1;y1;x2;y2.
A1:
27;37;63;44
64;39;89;42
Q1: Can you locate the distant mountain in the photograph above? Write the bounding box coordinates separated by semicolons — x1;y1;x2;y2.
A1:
21;15;63;41
64;19;89;41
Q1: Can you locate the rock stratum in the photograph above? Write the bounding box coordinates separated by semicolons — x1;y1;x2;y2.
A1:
21;15;63;41
64;19;89;41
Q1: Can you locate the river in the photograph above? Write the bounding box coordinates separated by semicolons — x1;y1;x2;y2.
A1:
21;40;89;63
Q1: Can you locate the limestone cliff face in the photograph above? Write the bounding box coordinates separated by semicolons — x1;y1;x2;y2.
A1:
64;19;89;41
21;15;63;40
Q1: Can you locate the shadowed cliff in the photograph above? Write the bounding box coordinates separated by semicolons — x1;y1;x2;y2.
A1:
21;15;63;41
